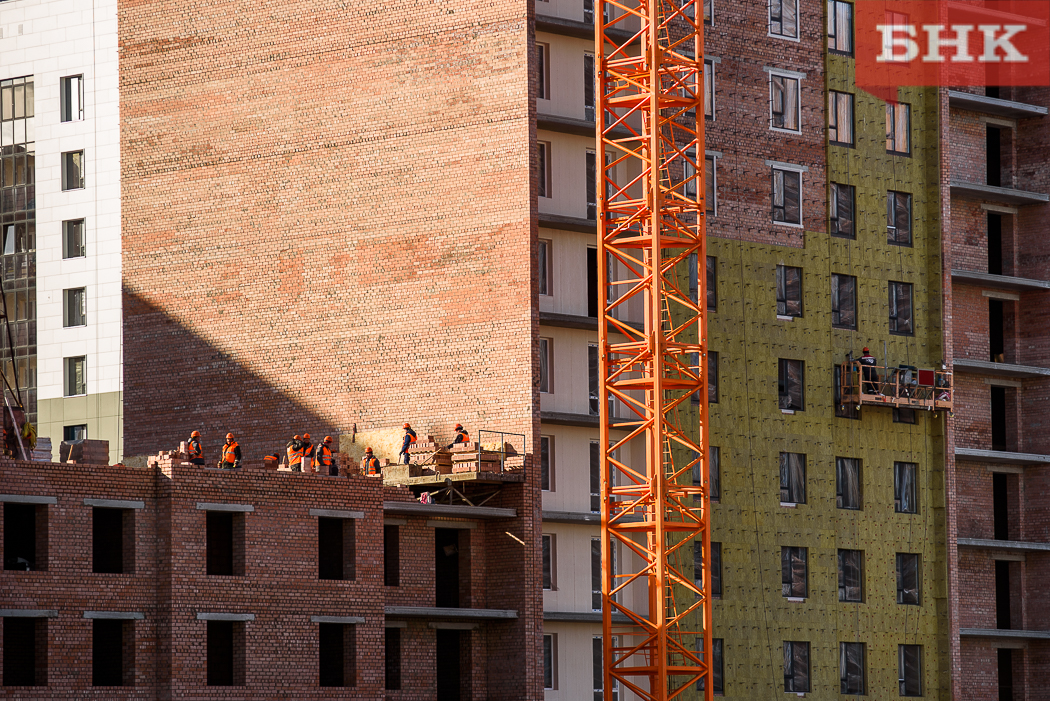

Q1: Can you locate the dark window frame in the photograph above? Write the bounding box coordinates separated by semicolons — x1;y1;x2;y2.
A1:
836;457;862;510
61;150;85;191
830;183;855;238
776;265;803;317
838;549;863;602
894;461;918;514
899;644;922;696
834;365;860;420
771;167;802;225
840;642;866;695
770;73;801;132
886;102;912;155
887;190;913;246
831;273;857;329
540;435;553;491
63;219;86;259
828;0;854;54
784;640;810;692
769;0;799;38
542;533;555;590
889;281;914;336
829;91;855;146
779;452;806;504
781;546;808;598
778;358;804;411
896;552;921;605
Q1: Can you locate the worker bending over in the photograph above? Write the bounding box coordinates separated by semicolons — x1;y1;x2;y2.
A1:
399;423;417;465
316;436;337;476
361;447;380;476
188;430;205;466
287;434;305;471
220;433;241;469
446;423;469;449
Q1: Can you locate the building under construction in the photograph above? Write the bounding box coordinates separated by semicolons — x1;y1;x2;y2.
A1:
1;0;1049;697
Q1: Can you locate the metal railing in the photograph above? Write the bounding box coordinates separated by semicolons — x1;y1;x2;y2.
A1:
839;361;953;411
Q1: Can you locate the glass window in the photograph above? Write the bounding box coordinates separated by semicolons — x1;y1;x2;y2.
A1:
776;265;803;317
830;183;855;237
62;151;85;191
836;457;862;509
886;102;911;154
831;273;856;329
537;43;549;100
64;356;86;397
64;288;86;327
584;53;595;121
829;91;854;145
697;638;724;694
584;0;594;23
538;239;551;295
779;452;806;504
784;641;810;692
63;219;86;259
778;358;804;410
840;642;865;694
889;281;914;335
705;156;716;214
591;537;602;610
838;549;863;601
588;344;599;415
543;634;556;689
540;436;553;491
769;0;799;38
64;424;87;442
704;61;714;118
834;365;860;420
895;461;918;513
828;0;854;53
888;191;913;245
899;645;922;696
896;553;920;605
771;168;802;225
60;75;84;122
894;407;917;424
781;546;807;597
703;0;713;23
695;540;722;597
770;74;800;132
538;142;551;198
590;441;600;512
593;637;621;701
586;150;597;220
706;255;717;310
542;534;554;590
539;338;552;392
708;351;718;404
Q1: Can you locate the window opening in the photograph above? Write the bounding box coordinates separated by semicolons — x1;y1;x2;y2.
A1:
836;457;862;510
588;344;599;415
318;517;355;581
779;452;806;504
64;287;86;327
990;299;1005;362
319;623;355;687
590;441;601;512
886;102;911;154
899;645;922;696
771;167;801;225
887;191;912;246
991;386;1007;450
829;91;854;145
828;0;854;53
539;338;552;393
4;502;47;571
840;642;865;694
830;183;855;238
538;239;551;296
776;265;802;317
64;357;86;397
61;150;85;191
778;358;804;410
784;641;810;692
706;256;717;310
544;633;556;689
838;549;863;602
435;528;462;608
385;627;401;690
540;435;552;491
781;546;807;598
3;616;47;686
63;219;86;258
770;74;800;131
889;281;913;335
996;560;1012;628
769;0;799;37
586;150;597;220
436;628;467;701
93;619;134;687
60;76;84;122
894;462;917;514
834;365;860;419
993;473;1010;540
896;553;920;605
831;273;856;328
206;511;245;577
584;53;595;120
587;247;598;317
998;649;1013;700
987;125;1001;186
987;212;1003;275
542;534;554;590
93;507;134;574
384;524;399;586
206;620;245;686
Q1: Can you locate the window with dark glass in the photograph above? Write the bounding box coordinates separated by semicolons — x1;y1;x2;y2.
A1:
776;265;802;317
834;365;860;419
697;638;724;694
828;0;854;53
706;256;717;310
831;273;856;329
896;553;920;605
830;183;854;238
537;43;550;100
540;436;553;491
899;645;922;696
64;356;86;397
779;452;806;504
840;642;865;694
693;539;722;597
778;358;804;411
64;287;86;327
538;239;551;296
705;156;716;214
543;634;556;689
542;534;554;590
62;150;85;191
590;441;601;513
886;102;911;154
61;75;84;122
539;338;552;393
63;219;86;258
586;150;597;219
829;91;854;145
703;0;713;23
708;351;718;404
538;142;551;198
836;457;861;509
771;167;802;225
895;461;918;513
704;61;714;118
584;53;595;121
887;190;912;245
591;537;602;610
889;281;914;335
894;407;917;424
838;549;863;602
588;344;599;415
784;641;810;692
781;546;807;598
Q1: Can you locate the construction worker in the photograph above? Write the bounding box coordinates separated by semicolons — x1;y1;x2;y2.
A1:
361;447;380;476
446;423;469;449
220;433;241;469
859;347;879;395
316;436;337;476
399;423;417;465
187;430;205;466
287;434;305;472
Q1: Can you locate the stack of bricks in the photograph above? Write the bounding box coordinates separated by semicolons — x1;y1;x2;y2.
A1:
31;436;52;462
60;439;110;464
408;436;452;474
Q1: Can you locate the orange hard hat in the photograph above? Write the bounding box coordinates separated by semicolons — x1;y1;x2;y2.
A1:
226;433;234;441
403;422;411;429
455;423;463;430
294;434;301;440
365;446;373;453
191;430;201;438
303;433;311;441
862;347;870;353
323;436;332;444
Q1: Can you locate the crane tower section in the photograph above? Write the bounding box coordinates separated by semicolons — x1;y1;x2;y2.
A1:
596;0;712;699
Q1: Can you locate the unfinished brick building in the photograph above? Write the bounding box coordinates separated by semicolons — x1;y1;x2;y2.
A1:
1;454;534;698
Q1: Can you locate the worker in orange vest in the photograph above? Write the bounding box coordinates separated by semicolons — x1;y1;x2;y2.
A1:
301;433;315;462
220;433;241;469
286;434;305;471
187;430;205;465
399;423;417;465
446;423;469;449
316;436;337;476
361;447;380;476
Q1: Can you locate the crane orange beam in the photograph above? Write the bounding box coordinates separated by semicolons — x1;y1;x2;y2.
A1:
596;1;711;699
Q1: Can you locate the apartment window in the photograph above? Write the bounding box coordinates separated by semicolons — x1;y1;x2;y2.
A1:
4;502;48;572
838;549;863;602
62;150;85;191
3;616;47;686
93;619;133;686
771;167;802;225
705;156;716;214
64;424;87;441
831;274;856;329
538;239;552;296
383;525;399;586
828;0;854;53
781;547;807;598
889;281;914;335
779;452;806;504
207;620;246;686
836;457;862;509
586;150;597;219
63;219;86;258
895;462;918;514
64;287;86;327
703;0;713;23
704;60;714;118
538;142;551;198
588;344;599;414
584;53;595;121
834;365;860;419
539;338;552;393
784;641;810;692
708;351;719;404
542;534;555;590
64;356;86;397
693;539;722;597
770;73;800;132
540;436;553;491
590;441;601;513
899;645;922;696
385;627;401;690
709;256;718;308
93;507;135;574
60;75;84;122
593;637;621;701
206;511;245;577
318;623;355;688
894;407;917;424
318;517;355;581
840;642;865;694
591;537;602;610
886;102;911;154
897;553;920;605
702;445;720;501
828;91;854;145
697;638;725;694
543;634;557;689
830;183;855;238
776;265;802;317
778;358;804;411
537;43;550;100
769;0;799;38
887;191;912;246
584;0;594;22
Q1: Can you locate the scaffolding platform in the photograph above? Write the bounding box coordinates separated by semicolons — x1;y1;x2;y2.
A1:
839;361;953;412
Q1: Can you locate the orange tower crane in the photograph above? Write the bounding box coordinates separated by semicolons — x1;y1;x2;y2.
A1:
596;0;711;699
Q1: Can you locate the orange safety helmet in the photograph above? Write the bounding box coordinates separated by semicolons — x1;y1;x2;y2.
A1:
455;423;463;430
226;433;234;441
303;433;311;441
293;434;301;440
365;446;373;453
191;430;201;438
323;436;332;444
403;423;411;429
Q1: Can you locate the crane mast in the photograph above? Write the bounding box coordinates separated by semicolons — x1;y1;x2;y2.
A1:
596;0;711;699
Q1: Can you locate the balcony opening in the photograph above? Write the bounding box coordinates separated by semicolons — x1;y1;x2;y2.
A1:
988;213;1003;275
587;247;598;318
993;473;1010;540
3;617;47;686
92;619;134;687
385;627;401;690
384;525;400;586
987;126;1001;187
998;648;1013;701
4;503;47;571
991;387;1013;452
995;560;1012;629
318;517;355;581
206;512;245;577
435;528;469;608
93;507;135;574
436;628;470;701
206;620;245;686
319;622;355;687
990;300;1005;363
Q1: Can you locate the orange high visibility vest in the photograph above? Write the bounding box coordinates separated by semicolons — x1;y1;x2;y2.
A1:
316;444;334;467
287;443;303;465
188;439;203;459
223;442;239;464
363;455;379;475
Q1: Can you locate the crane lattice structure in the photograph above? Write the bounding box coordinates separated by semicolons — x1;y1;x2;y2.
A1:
596;0;711;699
